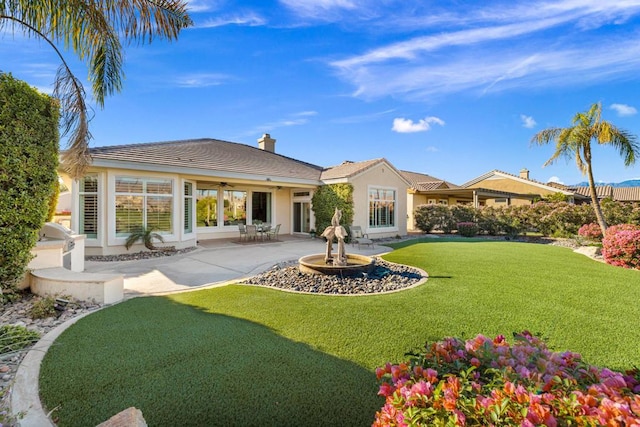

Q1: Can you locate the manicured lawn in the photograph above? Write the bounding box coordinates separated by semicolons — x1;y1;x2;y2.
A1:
40;238;640;426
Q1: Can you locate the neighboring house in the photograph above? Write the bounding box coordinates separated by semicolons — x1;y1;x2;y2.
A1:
461;169;590;205
60;135;410;255
401;170;524;231
321;159;410;239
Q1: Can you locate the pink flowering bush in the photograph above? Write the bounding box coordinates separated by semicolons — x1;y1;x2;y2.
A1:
578;223;603;242
373;332;640;426
602;224;640;269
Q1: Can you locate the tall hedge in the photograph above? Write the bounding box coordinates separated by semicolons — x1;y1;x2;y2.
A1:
311;184;354;234
0;73;60;296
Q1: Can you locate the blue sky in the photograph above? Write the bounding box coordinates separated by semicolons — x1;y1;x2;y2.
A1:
3;0;640;185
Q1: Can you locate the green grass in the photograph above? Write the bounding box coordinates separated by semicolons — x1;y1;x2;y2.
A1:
40;238;640;426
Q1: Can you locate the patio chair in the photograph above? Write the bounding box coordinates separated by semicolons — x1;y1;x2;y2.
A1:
238;224;248;242
350;226;374;249
246;224;258;241
266;224;281;241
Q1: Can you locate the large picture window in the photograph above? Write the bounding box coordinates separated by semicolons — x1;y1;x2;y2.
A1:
115;177;172;237
79;175;98;238
224;190;246;225
196;189;218;227
369;188;396;228
252;192;272;224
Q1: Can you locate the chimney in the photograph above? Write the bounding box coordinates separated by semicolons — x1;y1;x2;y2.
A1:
519;168;529;180
257;133;276;153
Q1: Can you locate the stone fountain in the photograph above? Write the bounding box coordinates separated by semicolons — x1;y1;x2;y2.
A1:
298;208;375;276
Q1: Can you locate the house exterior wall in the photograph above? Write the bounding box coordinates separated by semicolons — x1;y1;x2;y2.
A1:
65;166;306;256
348;163;408;238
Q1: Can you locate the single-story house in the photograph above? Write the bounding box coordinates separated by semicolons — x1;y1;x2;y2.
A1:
401;170;526;231
60;135;409;255
461;169;590;205
322;159;410;238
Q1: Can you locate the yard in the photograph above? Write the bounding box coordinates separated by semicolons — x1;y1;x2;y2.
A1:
39;238;640;426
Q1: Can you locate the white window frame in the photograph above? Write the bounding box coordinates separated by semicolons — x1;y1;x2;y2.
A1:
108;173;177;246
74;172;104;247
183;179;196;239
367;185;398;233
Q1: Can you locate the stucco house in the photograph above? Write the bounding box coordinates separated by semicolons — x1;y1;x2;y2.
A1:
321;159;410;238
461;169;590;205
401;170;525;232
60;135;409;255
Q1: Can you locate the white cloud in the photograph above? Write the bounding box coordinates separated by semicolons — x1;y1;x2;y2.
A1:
197;13;266;28
520;114;537;128
175;73;231;88
610;103;637;116
425;146;439;152
392;116;445;133
278;0;358;20
328;1;640;100
547;176;564;184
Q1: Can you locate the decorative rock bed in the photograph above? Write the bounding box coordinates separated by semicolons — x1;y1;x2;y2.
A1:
1;295;102;421
242;258;426;295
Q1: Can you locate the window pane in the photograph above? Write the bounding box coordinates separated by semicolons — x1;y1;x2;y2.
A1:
146;179;172;195
184;182;193;233
79;194;98;238
252;192;271;224
196;189;217;227
115;177;143;193
80;176;98;193
116;195;143;236
224;190;246;225
369;188;395;228
80;176;98;238
147;196;172;233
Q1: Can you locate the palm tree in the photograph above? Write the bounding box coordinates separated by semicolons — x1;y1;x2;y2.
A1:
124;226;165;251
531;102;639;234
0;0;192;179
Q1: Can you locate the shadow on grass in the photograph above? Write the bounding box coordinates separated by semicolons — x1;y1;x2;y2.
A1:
40;297;382;427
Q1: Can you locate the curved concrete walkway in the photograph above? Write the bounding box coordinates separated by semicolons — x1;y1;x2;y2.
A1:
11;237;391;426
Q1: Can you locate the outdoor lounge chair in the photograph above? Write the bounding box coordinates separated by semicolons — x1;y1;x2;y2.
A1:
350;226;373;249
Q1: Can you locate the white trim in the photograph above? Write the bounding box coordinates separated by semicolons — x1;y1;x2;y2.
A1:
107;172;178;247
72;172;105;248
182;179;196;240
366;184;399;234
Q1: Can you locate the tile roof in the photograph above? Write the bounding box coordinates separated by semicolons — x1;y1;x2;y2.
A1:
400;170;460;191
462;169;590;199
320;159;385;180
568;186;614;198
88;138;323;181
613;187;640;202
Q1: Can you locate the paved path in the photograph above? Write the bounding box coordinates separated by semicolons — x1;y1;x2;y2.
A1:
85;236;391;296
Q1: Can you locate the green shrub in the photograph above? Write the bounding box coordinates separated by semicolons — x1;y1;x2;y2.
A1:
414;204;450;233
456;222;478;237
311;184;353;233
0;324;41;355
29;295;57;319
0;73;60;296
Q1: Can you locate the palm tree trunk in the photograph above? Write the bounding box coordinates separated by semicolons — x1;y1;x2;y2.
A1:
586;162;608;234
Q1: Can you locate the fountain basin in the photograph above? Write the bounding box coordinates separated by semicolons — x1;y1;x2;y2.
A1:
299;254;375;276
